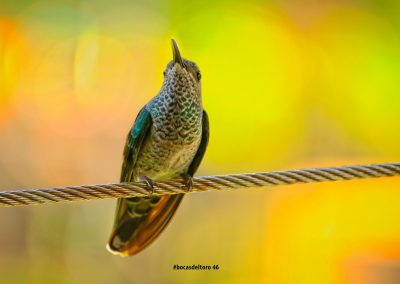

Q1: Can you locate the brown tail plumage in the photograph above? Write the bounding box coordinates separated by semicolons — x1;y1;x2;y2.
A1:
107;194;184;256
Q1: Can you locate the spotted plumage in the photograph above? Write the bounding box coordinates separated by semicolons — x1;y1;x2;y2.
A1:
107;40;209;256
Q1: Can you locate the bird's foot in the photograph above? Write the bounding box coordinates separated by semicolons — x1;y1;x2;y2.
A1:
139;175;155;195
180;173;193;192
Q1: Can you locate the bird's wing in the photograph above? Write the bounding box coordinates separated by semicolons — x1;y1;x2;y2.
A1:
114;107;152;224
187;110;210;177
120;106;152;183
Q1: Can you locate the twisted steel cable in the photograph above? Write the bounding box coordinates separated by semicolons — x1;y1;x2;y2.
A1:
0;162;399;208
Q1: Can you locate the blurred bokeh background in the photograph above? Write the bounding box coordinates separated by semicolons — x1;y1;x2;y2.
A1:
1;0;400;283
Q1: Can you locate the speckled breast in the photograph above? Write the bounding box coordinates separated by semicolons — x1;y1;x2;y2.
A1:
134;94;203;180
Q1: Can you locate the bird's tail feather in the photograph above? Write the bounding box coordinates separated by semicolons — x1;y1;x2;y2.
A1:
107;194;184;256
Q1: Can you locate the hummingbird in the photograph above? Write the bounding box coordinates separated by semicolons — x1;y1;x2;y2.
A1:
107;39;209;256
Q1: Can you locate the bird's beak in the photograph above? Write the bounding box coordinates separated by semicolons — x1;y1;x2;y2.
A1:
172;39;184;67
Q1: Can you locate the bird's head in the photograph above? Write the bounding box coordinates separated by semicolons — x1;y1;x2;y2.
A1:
162;39;202;97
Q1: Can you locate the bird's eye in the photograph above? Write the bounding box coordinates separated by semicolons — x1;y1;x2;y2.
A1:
196;71;201;80
163;71;166;76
